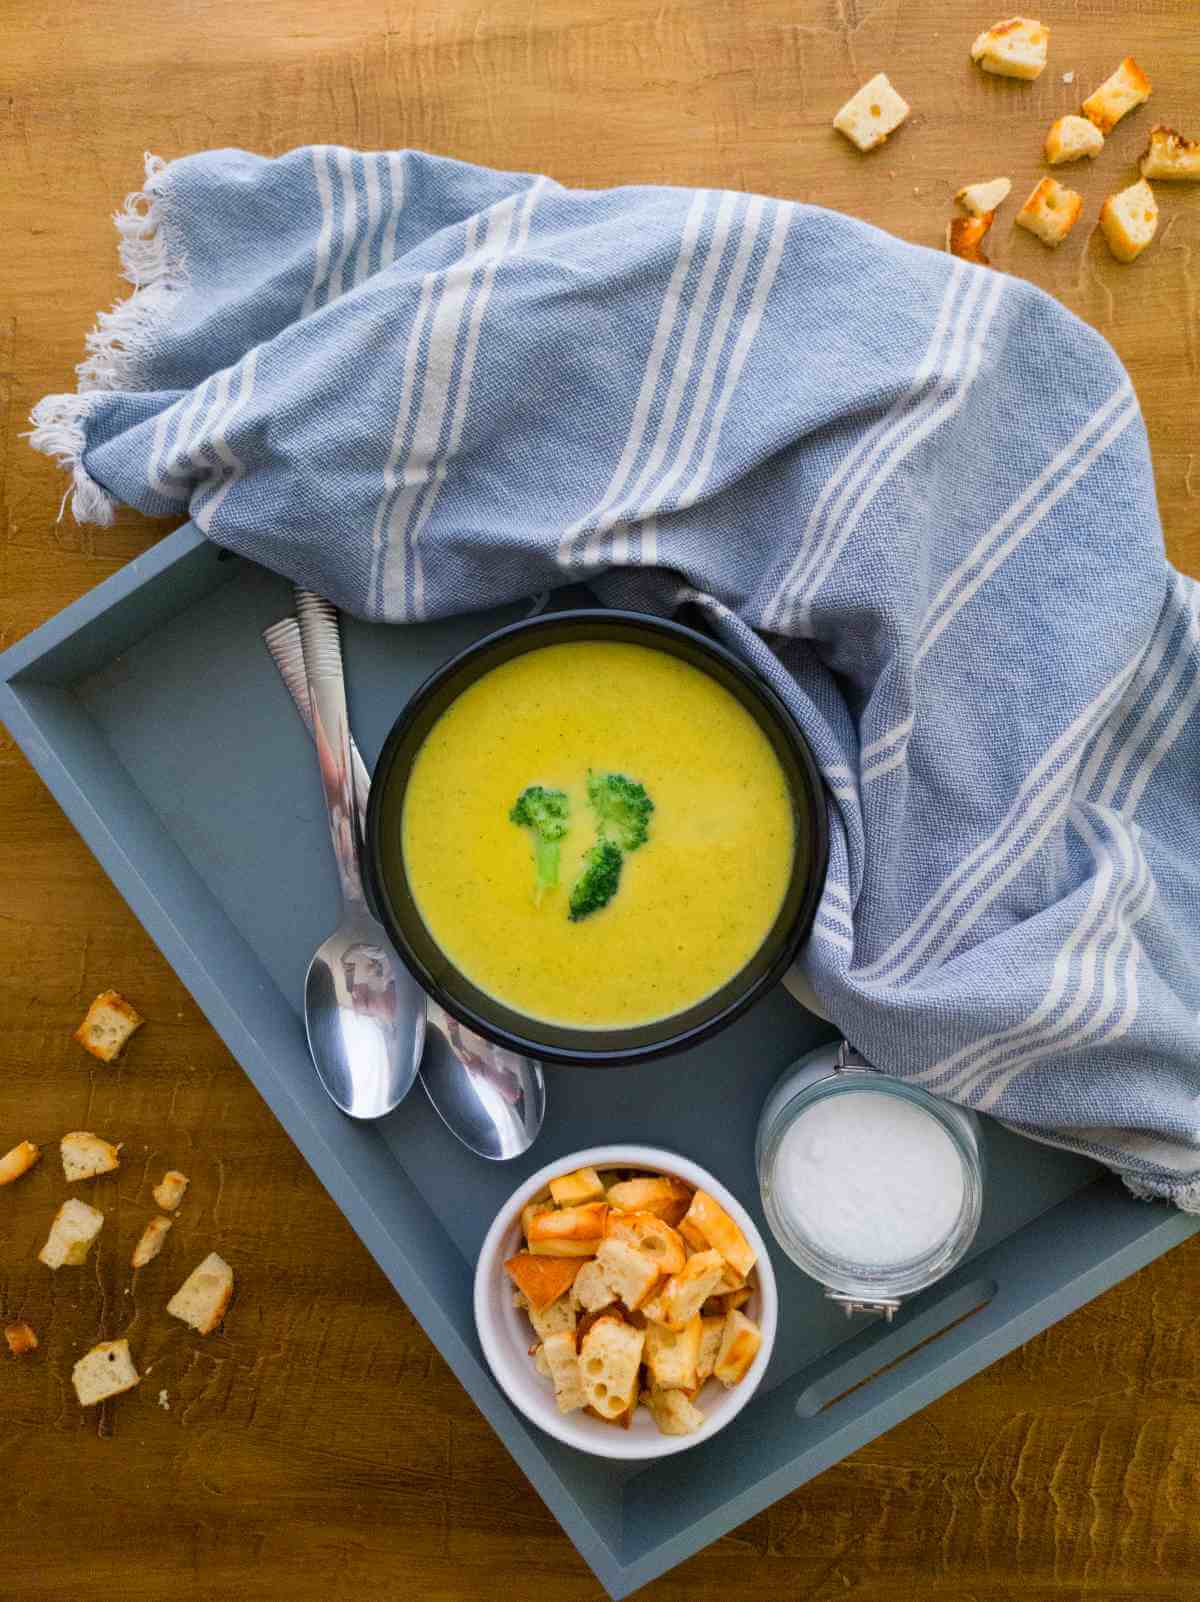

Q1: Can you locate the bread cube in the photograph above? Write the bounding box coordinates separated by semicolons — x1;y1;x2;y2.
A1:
970;17;1048;80
1015;178;1083;247
1140;125;1200;182
504;1251;582;1311
0;1140;40;1186
714;1309;763;1387
572;1257;617;1314
532;1343;552;1379
527;1202;608;1258
643;1386;705;1437
4;1322;38;1357
678;1191;756;1280
1044;114;1104;165
594;1237;661;1311
832;73;910;153
60;1131;121;1183
644;1314;702;1391
131;1215;173;1268
166;1252;233;1335
527;1293;577;1341
548;1167;605;1207
579;1316;645;1420
74;990;143;1062
956;177;1011;217
542;1329;586;1412
657;1250;727;1331
1082;57;1151;134
72;1338;141;1406
1100;179;1158;262
696;1314;725;1384
603;1175;691;1226
947;214;993;265
605;1210;687;1276
38;1198;104;1268
723;1286;753;1314
152;1170;189;1212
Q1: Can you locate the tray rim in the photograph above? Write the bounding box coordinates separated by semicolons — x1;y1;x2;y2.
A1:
2;524;1197;1601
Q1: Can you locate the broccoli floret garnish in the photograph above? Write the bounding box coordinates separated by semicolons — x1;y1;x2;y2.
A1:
510;785;570;900
568;841;623;922
586;771;654;853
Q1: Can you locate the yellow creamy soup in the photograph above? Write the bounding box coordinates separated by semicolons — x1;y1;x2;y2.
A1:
401;641;795;1029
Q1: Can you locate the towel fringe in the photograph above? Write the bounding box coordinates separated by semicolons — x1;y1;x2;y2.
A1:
76;152;186;395
25;393;117;525
1124;1173;1200;1214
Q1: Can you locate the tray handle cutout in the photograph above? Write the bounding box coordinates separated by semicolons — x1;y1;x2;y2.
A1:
795;1277;997;1418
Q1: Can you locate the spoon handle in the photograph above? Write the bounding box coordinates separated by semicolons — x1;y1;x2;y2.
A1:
263;617;372;823
295;589;367;909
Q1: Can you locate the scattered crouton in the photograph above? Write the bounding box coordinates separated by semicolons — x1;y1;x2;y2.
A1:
833;74;910;153
152;1170;189;1212
4;1322;38;1357
542;1329;586;1412
947;214;994;264
1044;114;1104;165
60;1131;121;1183
504;1252;582;1312
1082;57;1151;134
131;1215;174;1269
166;1252;233;1335
579;1316;645;1421
74;991;143;1063
1140;125;1200;182
605;1211;687;1276
603;1175;691;1226
0;1140;41;1186
38;1198;104;1268
527;1202;608;1258
71;1338;140;1407
970;17;1048;80
1100;178;1159;262
641;1387;705;1436
956;177;1011;216
714;1309;763;1388
594;1237;661;1311
1015;178;1083;247
678;1191;756;1280
548;1167;605;1207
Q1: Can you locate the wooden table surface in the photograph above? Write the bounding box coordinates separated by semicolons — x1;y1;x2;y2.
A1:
3;2;1198;1597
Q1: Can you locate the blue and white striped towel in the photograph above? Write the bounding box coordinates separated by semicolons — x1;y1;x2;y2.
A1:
31;148;1200;1207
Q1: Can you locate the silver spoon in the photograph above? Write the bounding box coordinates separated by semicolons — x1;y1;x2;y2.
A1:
266;614;545;1155
294;590;424;1118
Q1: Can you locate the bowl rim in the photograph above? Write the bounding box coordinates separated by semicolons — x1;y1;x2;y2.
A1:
365;607;829;1066
472;1143;779;1460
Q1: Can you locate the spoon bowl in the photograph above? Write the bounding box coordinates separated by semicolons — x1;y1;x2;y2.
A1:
421;1000;545;1159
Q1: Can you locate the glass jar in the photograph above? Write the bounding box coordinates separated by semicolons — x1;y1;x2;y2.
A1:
757;1040;985;1318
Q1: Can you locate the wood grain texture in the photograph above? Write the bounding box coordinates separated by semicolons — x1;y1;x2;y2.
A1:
2;2;1199;1597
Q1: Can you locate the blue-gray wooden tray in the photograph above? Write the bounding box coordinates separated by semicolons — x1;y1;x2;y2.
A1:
1;522;1195;1599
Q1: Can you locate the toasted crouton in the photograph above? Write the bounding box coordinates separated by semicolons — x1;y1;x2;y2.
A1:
1044;114;1104;165
970;17;1048;80
152;1170;189;1212
548;1167;605;1207
0;1140;41;1186
594;1237;661;1311
579;1316;644;1420
956;178;1012;217
644;1314;702;1391
947;214;993;265
166;1252;233;1335
605;1211;687;1276
526;1293;577;1341
542;1328;586;1412
1015;178;1083;247
60;1131;121;1183
697;1314;725;1384
38;1198;104;1268
642;1386;706;1436
714;1309;763;1388
71;1338;140;1407
526;1202;608;1258
723;1286;754;1314
4;1322;38;1357
504;1252;582;1312
572;1257;617;1315
678;1192;756;1280
656;1250;727;1331
74;990;143;1062
1082;57;1151;134
1140;125;1200;183
832;73;910;153
532;1343;552;1379
131;1215;173;1269
1100;179;1159;262
603;1175;692;1226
